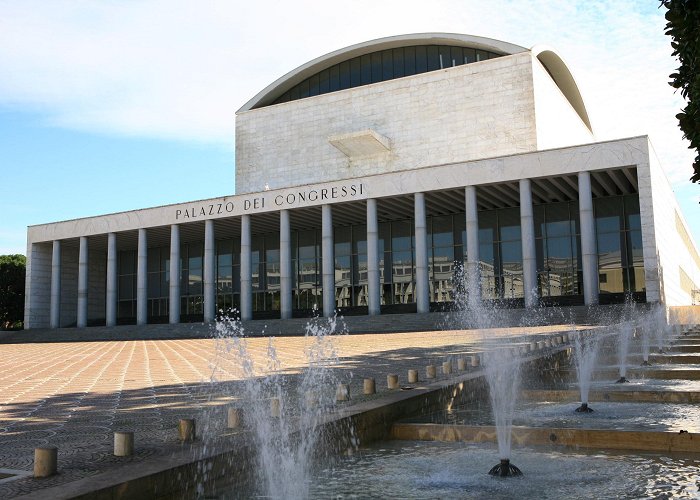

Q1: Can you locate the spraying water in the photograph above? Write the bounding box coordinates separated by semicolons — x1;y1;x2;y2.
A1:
616;322;633;383
213;310;347;499
483;345;523;477
572;329;599;413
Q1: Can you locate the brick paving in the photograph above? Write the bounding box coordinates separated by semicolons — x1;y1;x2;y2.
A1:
0;323;574;498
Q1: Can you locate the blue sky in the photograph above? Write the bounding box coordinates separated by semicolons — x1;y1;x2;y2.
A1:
0;0;698;255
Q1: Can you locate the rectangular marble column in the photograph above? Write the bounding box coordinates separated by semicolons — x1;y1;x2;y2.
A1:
203;220;216;323
240;215;253;320
136;228;148;326
169;224;180;324
519;179;538;308
280;210;292;320
464;186;480;308
414;192;430;314
578;171;599;305
106;233;117;327
321;204;335;317
77;236;88;328
50;240;61;329
366;199;381;316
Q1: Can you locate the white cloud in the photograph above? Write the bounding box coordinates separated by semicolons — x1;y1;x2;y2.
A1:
0;0;694;181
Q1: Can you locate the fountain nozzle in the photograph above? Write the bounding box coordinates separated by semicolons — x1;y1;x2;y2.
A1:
641;360;651;366
575;402;594;413
488;458;522;477
615;376;629;383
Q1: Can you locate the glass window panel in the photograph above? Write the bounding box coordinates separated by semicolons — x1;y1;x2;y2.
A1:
404;46;416;74
298;79;310;98
499;208;521;241
438;45;451;68
596;215;620;234
119;275;134;300
392;250;413;282
627;213;641;232
450;46;463;67
370;52;382;82
475;50;488;62
189;269;202;295
329;65;340;92
392;48;405;78
353;224;367;254
431;215;453;247
360;54;372;85
218;249;232;268
289;85;300;101
463;48;476;64
350;57;361;87
392;221;412;251
597;232;622;255
426;46;440;71
546;220;571;238
415;45;428;73
119;250;135;272
318;69;330;94
382;49;393;79
500;240;522;268
627;230;644;266
339;60;351;89
308;73;319;96
148;273;160;298
353;254;367;284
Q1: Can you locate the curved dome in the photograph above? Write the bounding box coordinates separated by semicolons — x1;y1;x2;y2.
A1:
238;33;528;112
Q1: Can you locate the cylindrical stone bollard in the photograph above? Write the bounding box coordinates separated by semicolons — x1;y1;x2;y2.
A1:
114;431;134;456
537;340;545;350
530;341;537;351
545;339;552;348
408;369;419;383
34;446;57;478
363;378;376;395
178;419;196;442
471;355;480;367
336;383;350;401
387;374;399;389
457;358;467;371
227;408;242;429
270;398;281;417
442;361;452;375
426;365;437;379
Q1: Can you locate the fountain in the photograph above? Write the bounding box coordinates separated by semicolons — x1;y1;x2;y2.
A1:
615;321;633;383
483;346;523;477
640;322;652;366
213;310;347;499
572;329;599;412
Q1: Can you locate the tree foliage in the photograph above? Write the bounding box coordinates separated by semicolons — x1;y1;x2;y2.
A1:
661;0;700;182
0;254;26;330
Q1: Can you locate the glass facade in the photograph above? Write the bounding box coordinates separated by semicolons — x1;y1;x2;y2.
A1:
535;201;582;302
114;193;645;321
269;45;502;107
594;195;645;300
478;208;523;301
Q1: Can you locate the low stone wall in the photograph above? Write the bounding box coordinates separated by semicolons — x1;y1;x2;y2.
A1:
668;305;700;325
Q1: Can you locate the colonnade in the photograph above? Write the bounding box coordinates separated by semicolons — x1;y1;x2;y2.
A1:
44;174;599;328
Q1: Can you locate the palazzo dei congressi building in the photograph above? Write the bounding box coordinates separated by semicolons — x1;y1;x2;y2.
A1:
23;33;700;329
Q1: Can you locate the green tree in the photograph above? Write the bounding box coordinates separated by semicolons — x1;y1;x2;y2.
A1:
661;0;700;182
0;254;26;330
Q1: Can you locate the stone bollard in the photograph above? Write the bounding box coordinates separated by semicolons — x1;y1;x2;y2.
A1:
34;446;57;478
442;361;452;375
457;358;467;371
426;365;437;379
363;378;376;395
114;431;134;456
471;355;480;368
387;374;399;390
270;398;282;417
530;341;537;351
227;408;242;429
336;383;350;401
178;419;196;442
545;339;552;348
537;340;545;350
408;369;419;383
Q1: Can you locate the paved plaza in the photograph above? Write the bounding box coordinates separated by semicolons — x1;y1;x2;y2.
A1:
0;324;573;497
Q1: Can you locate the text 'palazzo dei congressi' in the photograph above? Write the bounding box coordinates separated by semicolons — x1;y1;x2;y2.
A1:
24;33;700;329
